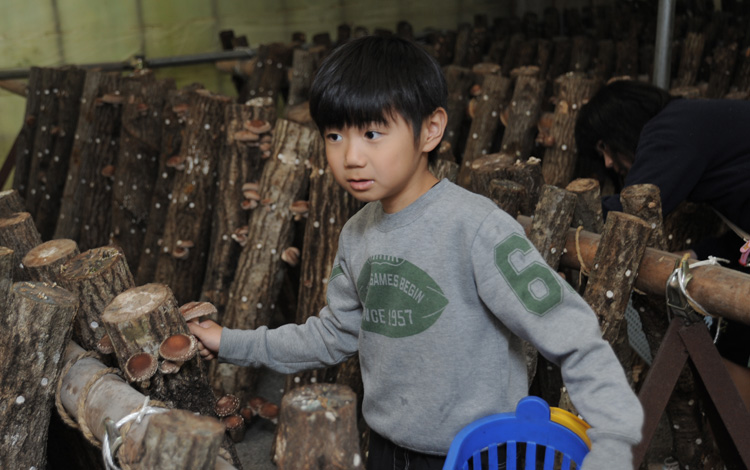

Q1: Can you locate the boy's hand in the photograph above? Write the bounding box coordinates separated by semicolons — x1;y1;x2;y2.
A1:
188;319;223;360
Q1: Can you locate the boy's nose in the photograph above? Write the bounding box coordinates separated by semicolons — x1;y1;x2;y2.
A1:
343;143;365;167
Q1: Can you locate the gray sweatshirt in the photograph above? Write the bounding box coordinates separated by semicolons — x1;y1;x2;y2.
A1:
220;179;643;462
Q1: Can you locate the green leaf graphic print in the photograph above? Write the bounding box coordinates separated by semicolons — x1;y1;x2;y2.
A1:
356;255;449;338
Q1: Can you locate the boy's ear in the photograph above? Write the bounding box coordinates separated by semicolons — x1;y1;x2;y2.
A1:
421;107;448;153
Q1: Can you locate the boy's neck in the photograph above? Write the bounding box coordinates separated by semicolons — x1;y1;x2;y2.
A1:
381;167;439;214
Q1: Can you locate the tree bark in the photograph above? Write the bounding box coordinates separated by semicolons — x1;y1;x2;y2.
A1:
110;76;175;272
489;179;526;217
239;43;293;104
673;32;706;88
24;67;87;241
0;189;24;217
54;70;124;249
499;75;545;161
135;86;197;285
442;65;475;151
592;39;615;82
565;178;604;233
467;152;517;196
569;35;595;73
458;74;511;187
57;341;239;469
0;247;12;307
201;101;275;318
132;409;226;470
59;246;135;351
274;384;364;470
541;73;600;187
663;201;725;253
0;211;43;281
22;238;80;283
214;119;315;399
153;90;230;304
528;185;577;270
286;46;324;108
0;282;78;470
705;42;738;99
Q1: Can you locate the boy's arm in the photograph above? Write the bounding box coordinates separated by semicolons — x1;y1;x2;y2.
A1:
472;212;643;470
217;253;362;374
188;319;223;360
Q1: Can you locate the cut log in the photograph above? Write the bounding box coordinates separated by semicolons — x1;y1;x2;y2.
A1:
57;341;239;469
673;32;706;88
100;283;218;418
24;67;87;241
239;42;293;104
286;46;324;108
569;35;594;73
458;74;511;187
498;75;545;161
12;67;44;199
54;70;124;249
135;85;197;285
0;247;12;307
489;179;526;217
22;238;80;283
565;178;604;233
663;201;725;253
467;152;517;199
283;125;362;393
59;246;135;351
153;90;231;304
0;211;43;281
214;119;316;398
541;73;600;187
0;282;78;470
132;409;226;470
274;384;364;470
592;39;616;82
705;42;738;99
0;189;24;217
442;65;475;151
201;100;275;318
528;185;577;270
110;76;175;272
545;38;571;84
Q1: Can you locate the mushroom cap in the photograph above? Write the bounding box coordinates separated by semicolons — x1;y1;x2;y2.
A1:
160;360;181;374
215;394;241;417
96;334;114;355
222;414;245;431
247;396;267;413
258;402;279;420
244;119;272;134
159;333;198;362
179;301;218;322
240;407;255;423
125;352;158;382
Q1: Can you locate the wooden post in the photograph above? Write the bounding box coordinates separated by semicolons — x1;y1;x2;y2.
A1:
489;179;526;216
0;247;12;306
673;32;706;88
284;126;362;392
528;185;577;270
286;46;324;108
153;90;230;304
498;75;545;161
705;42;738;99
57;342;239;469
100;283;218;418
0;211;43;281
0;282;78;470
133;409;226;470
239;42;293;104
214;119;316;398
468;152;517;197
541;73;600;187
110;76;175;272
12;67;44;199
54;70;124;249
22;238;80;283
442;65;475;151
135;86;196;285
24;67;87;240
457;74;511;188
274;384;364;470
59;246;135;351
201;100;275;318
565;178;604;233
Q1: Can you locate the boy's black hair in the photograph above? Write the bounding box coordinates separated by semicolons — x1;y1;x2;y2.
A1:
309;35;448;162
575;80;675;163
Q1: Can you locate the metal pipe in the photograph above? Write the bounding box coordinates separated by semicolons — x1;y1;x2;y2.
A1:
0;48;257;80
653;0;676;90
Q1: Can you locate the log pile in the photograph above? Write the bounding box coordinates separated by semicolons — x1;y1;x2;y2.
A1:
4;3;750;468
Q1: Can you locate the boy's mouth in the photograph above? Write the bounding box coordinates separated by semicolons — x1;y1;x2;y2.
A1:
348;179;374;191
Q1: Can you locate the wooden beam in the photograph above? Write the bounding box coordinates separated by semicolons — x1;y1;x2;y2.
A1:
517;215;750;325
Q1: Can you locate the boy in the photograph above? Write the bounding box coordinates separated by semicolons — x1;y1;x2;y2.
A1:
190;36;643;470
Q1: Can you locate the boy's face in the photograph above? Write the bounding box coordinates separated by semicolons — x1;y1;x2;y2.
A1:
323;112;440;213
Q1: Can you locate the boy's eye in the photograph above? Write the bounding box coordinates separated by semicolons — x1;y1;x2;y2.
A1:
364;130;382;140
326;133;342;142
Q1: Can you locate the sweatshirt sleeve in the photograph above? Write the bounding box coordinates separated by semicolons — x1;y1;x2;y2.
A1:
218;247;362;374
471;210;643;467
